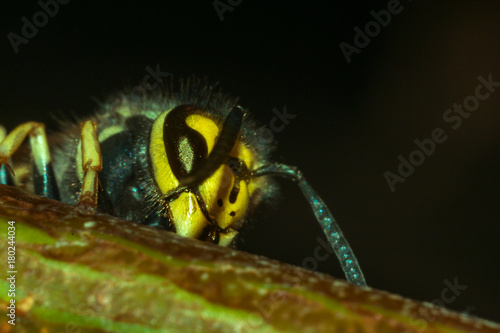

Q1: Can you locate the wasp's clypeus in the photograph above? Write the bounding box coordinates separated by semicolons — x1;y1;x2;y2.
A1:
0;77;366;286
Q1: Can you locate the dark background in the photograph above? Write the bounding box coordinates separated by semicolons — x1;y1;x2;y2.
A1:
1;0;499;323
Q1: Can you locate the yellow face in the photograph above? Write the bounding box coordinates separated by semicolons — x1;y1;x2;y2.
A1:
149;105;257;246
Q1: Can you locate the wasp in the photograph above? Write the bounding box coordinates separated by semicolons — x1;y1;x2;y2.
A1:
0;77;366;286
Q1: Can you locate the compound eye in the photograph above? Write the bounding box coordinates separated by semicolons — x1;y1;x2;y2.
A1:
163;105;208;180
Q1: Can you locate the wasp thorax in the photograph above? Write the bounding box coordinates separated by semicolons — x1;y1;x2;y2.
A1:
149;105;256;246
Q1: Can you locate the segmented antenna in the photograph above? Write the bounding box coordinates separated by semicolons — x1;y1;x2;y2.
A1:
253;164;367;286
179;106;243;186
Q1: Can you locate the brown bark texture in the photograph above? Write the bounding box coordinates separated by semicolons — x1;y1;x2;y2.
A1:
0;184;498;333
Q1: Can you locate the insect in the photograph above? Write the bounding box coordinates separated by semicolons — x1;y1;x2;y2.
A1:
0;77;366;286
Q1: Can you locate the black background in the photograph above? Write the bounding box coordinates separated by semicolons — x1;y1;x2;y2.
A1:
1;0;499;323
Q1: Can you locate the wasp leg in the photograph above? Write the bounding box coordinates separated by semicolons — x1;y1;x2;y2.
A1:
75;120;102;214
0;126;10;186
0;122;60;199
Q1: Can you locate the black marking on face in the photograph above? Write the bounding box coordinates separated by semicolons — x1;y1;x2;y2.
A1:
226;157;249;179
163;105;208;181
225;157;250;205
229;181;240;204
217;198;223;207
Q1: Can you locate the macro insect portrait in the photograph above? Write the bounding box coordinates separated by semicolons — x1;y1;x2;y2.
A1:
0;77;367;286
4;0;500;330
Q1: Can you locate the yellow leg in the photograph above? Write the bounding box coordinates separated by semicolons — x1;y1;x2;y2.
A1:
75;121;102;214
0;122;51;181
0;126;8;185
